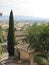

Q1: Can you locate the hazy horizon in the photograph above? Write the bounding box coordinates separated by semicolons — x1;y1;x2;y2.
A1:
0;15;49;22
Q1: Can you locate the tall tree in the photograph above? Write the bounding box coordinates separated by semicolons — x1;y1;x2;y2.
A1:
7;10;15;56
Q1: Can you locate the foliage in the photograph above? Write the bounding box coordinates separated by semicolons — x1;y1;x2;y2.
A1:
39;24;49;58
0;27;4;42
33;55;49;65
24;23;49;59
0;43;3;58
7;10;15;56
4;28;8;32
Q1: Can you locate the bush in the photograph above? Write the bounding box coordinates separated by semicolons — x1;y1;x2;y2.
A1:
0;43;3;58
42;58;49;65
24;23;49;58
33;55;42;65
33;55;49;65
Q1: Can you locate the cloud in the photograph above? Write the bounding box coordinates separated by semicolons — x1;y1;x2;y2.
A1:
0;0;49;18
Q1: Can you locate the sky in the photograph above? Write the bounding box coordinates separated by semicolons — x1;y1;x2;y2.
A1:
0;0;49;18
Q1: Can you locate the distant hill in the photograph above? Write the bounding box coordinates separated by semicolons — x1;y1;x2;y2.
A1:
0;15;49;23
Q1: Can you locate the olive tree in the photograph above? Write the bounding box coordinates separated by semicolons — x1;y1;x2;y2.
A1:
24;23;49;59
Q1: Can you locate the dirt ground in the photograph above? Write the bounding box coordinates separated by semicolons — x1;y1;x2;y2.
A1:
1;58;30;65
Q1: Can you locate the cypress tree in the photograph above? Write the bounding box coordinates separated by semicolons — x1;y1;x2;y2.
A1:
7;10;15;56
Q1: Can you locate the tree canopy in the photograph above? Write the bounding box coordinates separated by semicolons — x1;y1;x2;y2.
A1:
24;23;49;58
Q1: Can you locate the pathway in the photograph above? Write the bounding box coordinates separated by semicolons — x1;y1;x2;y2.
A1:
0;43;30;65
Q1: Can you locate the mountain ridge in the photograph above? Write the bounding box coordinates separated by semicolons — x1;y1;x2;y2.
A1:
0;15;49;22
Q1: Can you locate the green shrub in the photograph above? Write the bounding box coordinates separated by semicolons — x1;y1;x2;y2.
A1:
42;58;49;65
33;55;49;65
33;55;42;65
0;43;3;58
